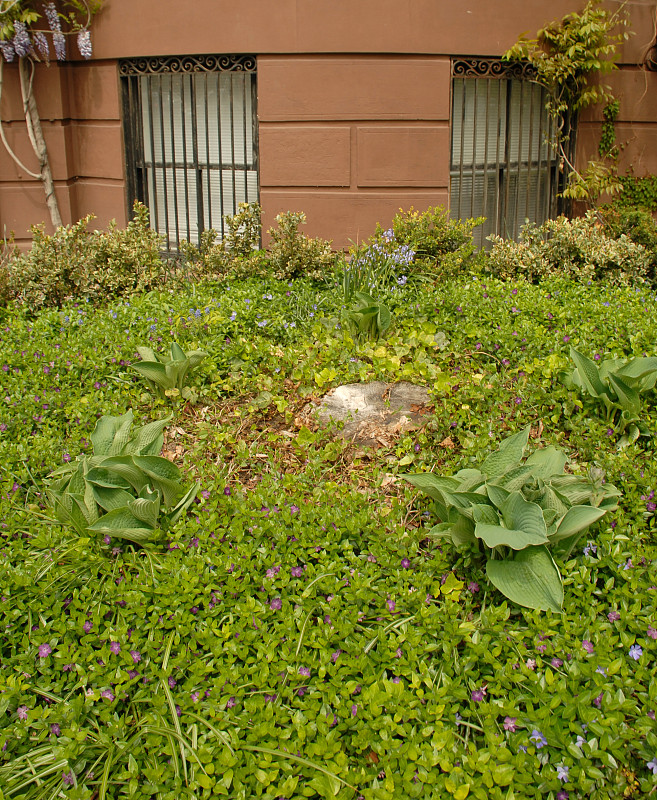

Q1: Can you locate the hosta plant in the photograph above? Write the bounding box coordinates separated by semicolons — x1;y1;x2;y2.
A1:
342;291;391;342
46;411;198;545
131;341;207;400
403;428;620;613
564;347;657;446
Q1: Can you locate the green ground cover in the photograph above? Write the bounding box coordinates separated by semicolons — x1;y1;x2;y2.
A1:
1;228;657;799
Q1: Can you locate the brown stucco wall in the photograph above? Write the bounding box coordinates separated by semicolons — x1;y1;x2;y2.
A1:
1;0;655;247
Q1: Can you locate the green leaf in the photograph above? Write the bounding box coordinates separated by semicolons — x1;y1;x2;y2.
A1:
128;489;161;527
132;456;183;507
170;342;187;361
551;505;607;541
125;415;171;456
131;361;175;390
475;522;548;550
524;447;567;479
501;491;548;539
401;473;460;503
486;546;563;612
167;482;199;525
570;347;608;398
91;485;135;512
480;428;529;477
136;346;159;363
88;508;156;543
615;356;657;382
607;373;641;414
90;411;134;456
94;456;149;494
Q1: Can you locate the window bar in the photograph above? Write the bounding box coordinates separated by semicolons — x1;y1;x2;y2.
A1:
166;77;179;248
512;79;526;238
242;74;249;203
525;84;535;227
203;74;212;233
144;76;159;236
470;78;478;221
179;75;191;244
251;73;260;210
501;80;513;238
535;88;545;224
457;79;467;222
481;78;491;245
189;73;203;240
229;74;237;215
217;72;226;238
156;75;170;244
493;79;503;238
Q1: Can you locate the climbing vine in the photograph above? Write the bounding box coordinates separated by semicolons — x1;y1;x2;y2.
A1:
504;0;629;203
0;1;102;227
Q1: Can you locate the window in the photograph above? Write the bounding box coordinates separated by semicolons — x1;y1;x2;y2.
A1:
450;58;568;247
120;55;258;250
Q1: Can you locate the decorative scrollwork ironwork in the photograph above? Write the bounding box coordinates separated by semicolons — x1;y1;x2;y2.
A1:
119;54;256;76
452;58;536;80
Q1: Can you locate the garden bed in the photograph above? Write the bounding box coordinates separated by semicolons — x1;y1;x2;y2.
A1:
0;270;656;799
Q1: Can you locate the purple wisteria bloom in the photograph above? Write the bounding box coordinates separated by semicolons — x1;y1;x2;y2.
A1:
77;29;92;59
12;21;32;57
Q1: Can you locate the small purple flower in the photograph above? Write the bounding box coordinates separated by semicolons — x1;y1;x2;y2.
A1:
270;597;282;610
557;792;569;800
191;691;200;703
529;729;547;749
101;689;115;701
556;765;569;782
109;641;121;655
367;554;377;563
291;566;304;578
387;599;396;613
593;692;603;708
629;644;643;661
38;643;52;658
290;504;299;514
103;535;111;545
226;696;236;708
647;758;657;775
223;487;231;496
607;611;620;622
647;626;657;639
467;581;479;593
471;688;486;702
331;650;342;663
168;676;177;688
130;650;141;664
401;558;411;569
50;723;61;736
17;705;28;720
127;670;139;679
351;704;358;717
299;666;311;677
83;620;92;633
62;771;75;787
526;658;536;670
582;640;594;654
551;657;563;668
503;716;516;732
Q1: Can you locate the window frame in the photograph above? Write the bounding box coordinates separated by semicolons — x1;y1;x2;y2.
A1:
119;54;259;250
449;57;573;245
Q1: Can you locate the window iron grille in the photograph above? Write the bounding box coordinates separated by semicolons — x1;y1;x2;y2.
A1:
120;54;258;250
450;58;572;247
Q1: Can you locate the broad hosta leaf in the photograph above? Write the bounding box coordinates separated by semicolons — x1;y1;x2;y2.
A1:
401;473;460;503
132;456;183;507
486;483;510;511
94;456;149;494
92;485;136;512
131;361;174;390
170;342;187;362
84;467;132;490
88;508;155;543
570;348;608;399
475;522;548;550
136;346;158;363
498;464;534;492
502;491;548;539
472;503;499;525
524;447;568;479
486;546;563;613
615;356;657;382
124;415;172;456
186;349;208;369
90;411;134;456
453;469;485;492
447;514;477;548
377;304;391;333
480;428;529;477
607;373;641;414
551;505;607;542
128;495;161;528
167;482;200;525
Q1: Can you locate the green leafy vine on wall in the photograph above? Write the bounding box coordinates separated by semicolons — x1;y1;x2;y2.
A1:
504;0;629;203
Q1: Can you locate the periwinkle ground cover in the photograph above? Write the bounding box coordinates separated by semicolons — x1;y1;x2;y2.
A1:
0;274;656;799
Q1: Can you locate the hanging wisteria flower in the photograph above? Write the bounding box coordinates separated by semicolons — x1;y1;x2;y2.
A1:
12;21;32;57
0;39;16;62
629;644;643;660
44;2;61;31
33;31;49;59
53;31;66;61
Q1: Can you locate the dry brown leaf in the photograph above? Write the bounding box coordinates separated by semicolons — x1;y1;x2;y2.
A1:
440;437;455;449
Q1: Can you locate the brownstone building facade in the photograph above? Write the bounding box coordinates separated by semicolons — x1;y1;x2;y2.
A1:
0;0;655;249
